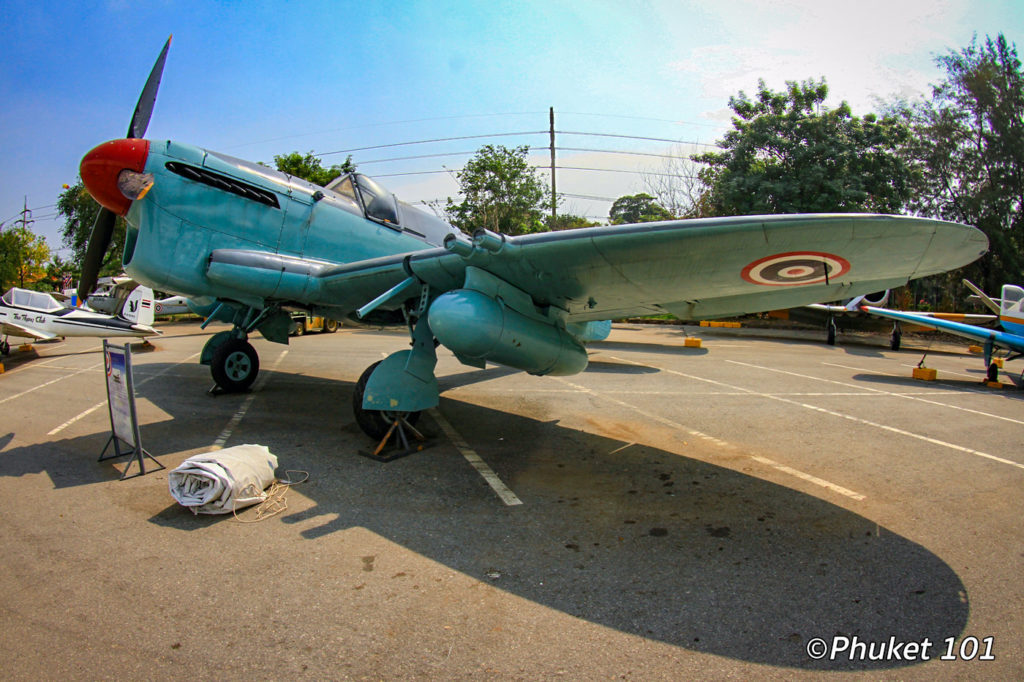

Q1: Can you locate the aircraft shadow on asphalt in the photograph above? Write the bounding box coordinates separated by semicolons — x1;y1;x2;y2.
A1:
0;362;969;670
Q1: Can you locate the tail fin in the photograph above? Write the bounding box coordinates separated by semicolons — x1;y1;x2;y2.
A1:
963;279;1001;314
121;286;155;326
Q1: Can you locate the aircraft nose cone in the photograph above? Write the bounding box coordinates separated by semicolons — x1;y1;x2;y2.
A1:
80;138;150;215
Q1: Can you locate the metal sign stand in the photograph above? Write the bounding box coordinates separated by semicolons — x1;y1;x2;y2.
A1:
99;340;164;480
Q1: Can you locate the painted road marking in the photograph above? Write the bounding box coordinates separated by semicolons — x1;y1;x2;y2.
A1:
429;408;523;506
747;361;1024;428
686;358;1024;471
0;362;103;405
48;351;203;436
211;350;288;450
556;374;866;501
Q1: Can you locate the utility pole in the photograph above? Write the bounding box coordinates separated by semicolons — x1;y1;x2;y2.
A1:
17;196;33;231
549;107;557;223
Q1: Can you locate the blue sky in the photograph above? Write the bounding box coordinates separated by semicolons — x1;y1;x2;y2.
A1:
1;0;1022;257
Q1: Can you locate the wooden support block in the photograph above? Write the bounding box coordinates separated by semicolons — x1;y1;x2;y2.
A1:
699;320;710;327
968;345;983;354
993;357;1004;368
912;367;937;381
985;380;1005;389
18;344;33;352
684;337;702;348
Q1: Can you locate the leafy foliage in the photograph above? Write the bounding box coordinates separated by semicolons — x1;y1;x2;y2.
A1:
545;214;601;231
609;193;673;224
57;181;124;276
694;79;914;216
446;145;550;236
272;151;355;185
0;225;51;290
896;34;1024;293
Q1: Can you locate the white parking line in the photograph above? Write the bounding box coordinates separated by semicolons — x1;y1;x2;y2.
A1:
48;351;203;436
556;373;866;501
429;408;522;506
688;359;1024;471
211;350;288;450
768;361;1024;427
0;362;103;405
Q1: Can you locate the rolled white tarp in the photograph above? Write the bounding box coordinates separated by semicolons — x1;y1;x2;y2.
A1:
168;444;279;514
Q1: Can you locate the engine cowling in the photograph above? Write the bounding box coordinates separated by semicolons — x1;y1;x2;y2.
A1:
860;290;890;306
428;289;589;376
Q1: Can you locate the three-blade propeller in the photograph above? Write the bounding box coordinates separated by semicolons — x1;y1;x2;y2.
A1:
78;36;171;301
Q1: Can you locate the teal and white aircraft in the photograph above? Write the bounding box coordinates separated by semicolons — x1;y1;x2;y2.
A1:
863;281;1024;384
76;38;990;440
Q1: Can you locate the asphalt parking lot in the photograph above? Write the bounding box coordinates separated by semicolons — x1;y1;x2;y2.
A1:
1;320;1021;679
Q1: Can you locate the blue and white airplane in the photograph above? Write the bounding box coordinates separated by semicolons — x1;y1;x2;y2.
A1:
862;281;1024;384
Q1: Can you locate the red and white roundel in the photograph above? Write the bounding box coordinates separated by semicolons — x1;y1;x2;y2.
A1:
741;251;850;286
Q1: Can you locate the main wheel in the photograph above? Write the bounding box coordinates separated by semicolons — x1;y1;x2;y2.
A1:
0;339;9;356
987;362;999;383
352;361;421;440
890;330;902;351
292;319;305;336
826;319;836;346
323;319;338;333
211;338;260;392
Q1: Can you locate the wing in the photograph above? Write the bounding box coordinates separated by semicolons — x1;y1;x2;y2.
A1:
314;213;986;322
1;320;55;341
862;305;1024;354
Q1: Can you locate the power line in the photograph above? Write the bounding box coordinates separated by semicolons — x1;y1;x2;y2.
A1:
319;131;548;157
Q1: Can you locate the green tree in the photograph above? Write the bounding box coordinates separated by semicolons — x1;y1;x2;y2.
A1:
57;181;125;278
445;145;550;236
897;34;1024;293
694;79;914;216
545;213;601;231
0;224;50;290
609;193;673;224
273;151;355;185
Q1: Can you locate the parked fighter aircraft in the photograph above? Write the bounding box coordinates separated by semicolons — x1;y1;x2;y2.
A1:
76;38;989;440
863;282;1024;384
0;286;158;355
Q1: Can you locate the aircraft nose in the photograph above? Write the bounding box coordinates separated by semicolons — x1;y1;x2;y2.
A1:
80;138;150;215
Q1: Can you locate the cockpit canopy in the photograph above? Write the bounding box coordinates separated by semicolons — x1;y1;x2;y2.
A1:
326;173;460;247
2;287;64;312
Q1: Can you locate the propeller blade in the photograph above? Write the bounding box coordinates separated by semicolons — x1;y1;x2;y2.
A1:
127;35;172;139
78;207;116;300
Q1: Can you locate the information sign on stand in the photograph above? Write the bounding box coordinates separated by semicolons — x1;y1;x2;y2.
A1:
100;340;164;479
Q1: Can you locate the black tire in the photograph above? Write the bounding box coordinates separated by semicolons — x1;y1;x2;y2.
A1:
890;331;902;351
293;320;305;336
826;321;836;346
0;340;9;356
352;361;421;440
323;319;338;333
987;362;999;383
211;338;260;392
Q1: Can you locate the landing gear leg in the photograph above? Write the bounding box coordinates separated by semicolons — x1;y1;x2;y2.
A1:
0;338;9;356
826;316;837;345
890;321;902;351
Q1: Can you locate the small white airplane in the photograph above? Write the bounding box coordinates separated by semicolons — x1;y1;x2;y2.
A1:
0;286;159;355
